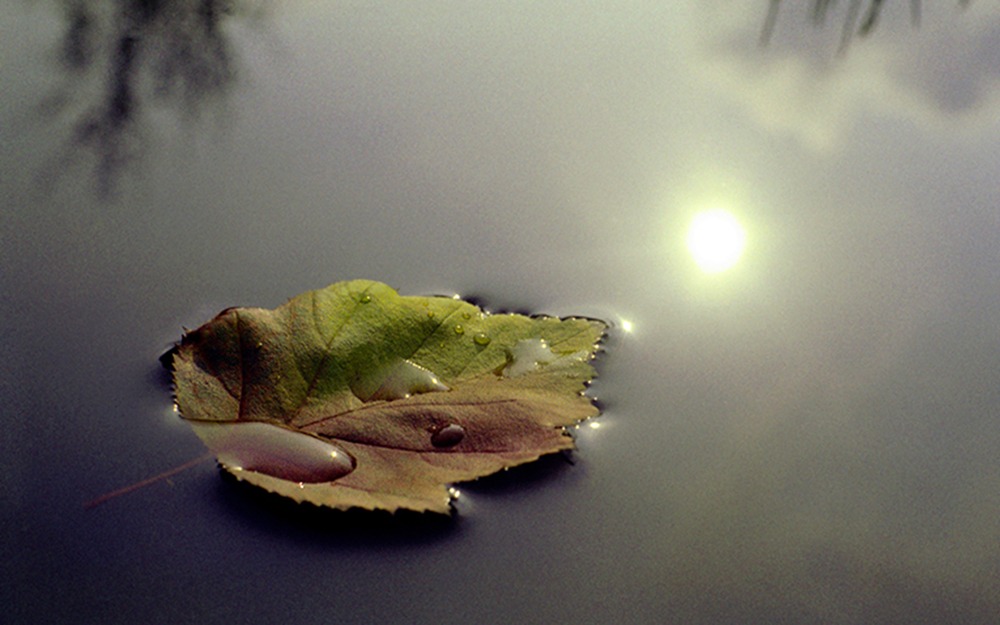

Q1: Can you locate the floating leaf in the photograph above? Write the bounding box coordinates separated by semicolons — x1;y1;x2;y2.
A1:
172;280;606;513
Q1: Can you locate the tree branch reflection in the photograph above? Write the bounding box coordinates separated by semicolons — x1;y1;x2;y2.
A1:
761;0;971;51
40;0;263;198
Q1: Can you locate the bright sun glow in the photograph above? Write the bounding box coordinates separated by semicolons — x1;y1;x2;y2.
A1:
686;209;747;273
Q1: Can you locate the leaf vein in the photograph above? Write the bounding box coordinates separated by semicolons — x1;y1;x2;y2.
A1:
287;282;373;422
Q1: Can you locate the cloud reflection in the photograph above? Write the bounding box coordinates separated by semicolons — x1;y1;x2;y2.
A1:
692;0;1000;149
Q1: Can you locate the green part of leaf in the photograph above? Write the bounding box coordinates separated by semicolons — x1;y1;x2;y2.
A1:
173;280;606;513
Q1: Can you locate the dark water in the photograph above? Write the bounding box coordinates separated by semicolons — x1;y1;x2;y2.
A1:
4;2;1000;623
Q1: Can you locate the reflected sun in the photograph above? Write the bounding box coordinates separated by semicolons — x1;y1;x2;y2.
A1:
686;209;746;273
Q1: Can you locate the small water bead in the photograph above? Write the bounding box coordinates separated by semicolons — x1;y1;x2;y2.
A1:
359;293;372;304
473;332;491;346
453;324;465;335
431;423;466;448
461;311;471;320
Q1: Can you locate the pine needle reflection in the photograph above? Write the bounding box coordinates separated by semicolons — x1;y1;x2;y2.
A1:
38;0;263;198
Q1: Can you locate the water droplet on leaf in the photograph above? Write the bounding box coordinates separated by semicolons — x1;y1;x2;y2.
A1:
503;338;558;377
454;324;465;335
359;293;372;304
353;359;450;401
186;422;356;483
473;332;491;346
431;424;466;447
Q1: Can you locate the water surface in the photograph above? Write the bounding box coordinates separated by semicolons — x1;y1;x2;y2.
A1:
3;1;1000;623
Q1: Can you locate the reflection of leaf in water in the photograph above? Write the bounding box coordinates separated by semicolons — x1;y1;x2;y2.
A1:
38;0;263;198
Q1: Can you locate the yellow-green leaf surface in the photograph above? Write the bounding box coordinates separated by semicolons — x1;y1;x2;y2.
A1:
172;280;606;513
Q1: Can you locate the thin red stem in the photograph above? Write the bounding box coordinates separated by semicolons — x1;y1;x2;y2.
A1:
83;452;215;509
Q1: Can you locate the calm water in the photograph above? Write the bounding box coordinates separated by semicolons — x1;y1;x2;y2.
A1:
4;1;1000;623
